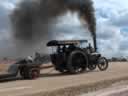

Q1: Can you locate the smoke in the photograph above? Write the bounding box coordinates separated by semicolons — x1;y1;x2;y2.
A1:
11;0;96;55
65;0;96;36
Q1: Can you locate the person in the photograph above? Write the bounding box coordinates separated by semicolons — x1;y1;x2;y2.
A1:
27;56;33;62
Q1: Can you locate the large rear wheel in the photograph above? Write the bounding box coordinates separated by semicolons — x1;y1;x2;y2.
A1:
67;50;88;74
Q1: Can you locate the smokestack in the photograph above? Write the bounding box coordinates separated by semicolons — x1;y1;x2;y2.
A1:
11;0;96;53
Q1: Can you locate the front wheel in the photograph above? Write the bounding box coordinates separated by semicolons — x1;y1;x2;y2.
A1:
98;57;108;71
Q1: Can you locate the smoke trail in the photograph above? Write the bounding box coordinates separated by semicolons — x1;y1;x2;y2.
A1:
11;0;96;53
65;0;96;35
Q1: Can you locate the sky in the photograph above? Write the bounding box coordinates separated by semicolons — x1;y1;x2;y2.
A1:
0;0;128;58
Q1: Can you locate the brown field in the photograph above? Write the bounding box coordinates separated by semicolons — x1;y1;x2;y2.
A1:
0;62;128;96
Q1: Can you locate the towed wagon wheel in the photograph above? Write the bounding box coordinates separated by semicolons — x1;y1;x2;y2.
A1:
29;68;40;79
20;67;40;79
98;57;108;71
67;50;88;74
28;68;40;79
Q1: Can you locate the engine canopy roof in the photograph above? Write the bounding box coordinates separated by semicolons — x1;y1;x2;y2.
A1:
47;40;88;46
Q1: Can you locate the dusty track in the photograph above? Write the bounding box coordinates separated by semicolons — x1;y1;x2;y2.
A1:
0;62;128;96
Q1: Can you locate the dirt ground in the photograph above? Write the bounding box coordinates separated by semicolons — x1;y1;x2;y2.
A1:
0;62;128;96
80;80;128;96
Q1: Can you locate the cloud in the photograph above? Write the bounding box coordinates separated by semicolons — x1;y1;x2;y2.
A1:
51;12;91;41
111;12;128;27
0;0;127;58
0;0;17;57
51;0;128;57
93;0;128;57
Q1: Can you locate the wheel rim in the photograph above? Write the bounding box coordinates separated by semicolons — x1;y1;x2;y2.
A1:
98;58;108;70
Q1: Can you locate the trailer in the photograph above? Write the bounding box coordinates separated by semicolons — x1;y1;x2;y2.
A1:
0;56;42;80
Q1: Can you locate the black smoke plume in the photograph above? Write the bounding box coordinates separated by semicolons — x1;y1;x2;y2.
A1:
11;0;96;54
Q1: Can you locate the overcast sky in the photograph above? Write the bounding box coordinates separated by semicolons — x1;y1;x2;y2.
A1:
0;0;128;58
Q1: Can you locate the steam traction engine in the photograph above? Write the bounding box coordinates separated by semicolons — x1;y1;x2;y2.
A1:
47;40;108;74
